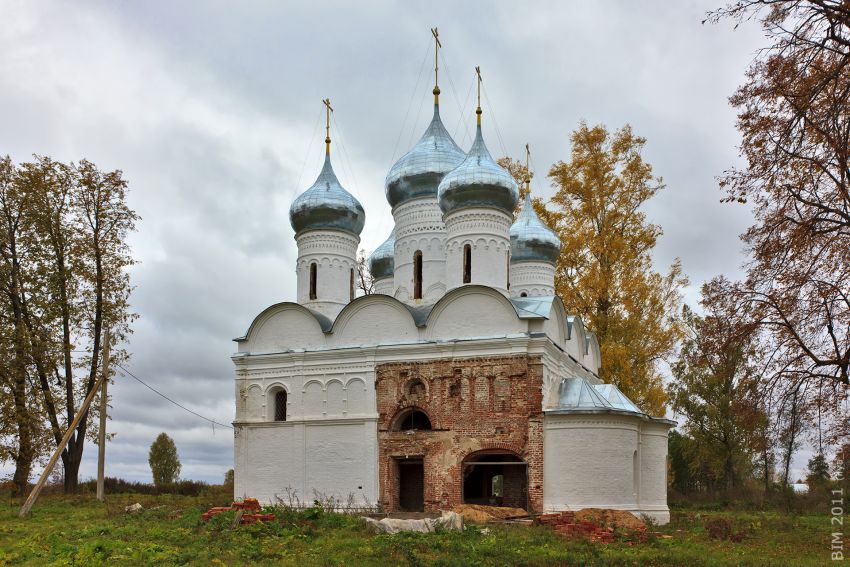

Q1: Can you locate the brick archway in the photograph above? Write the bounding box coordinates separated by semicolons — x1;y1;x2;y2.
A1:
462;449;528;510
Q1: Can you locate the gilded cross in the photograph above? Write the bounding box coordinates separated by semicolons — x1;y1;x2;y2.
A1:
323;98;333;155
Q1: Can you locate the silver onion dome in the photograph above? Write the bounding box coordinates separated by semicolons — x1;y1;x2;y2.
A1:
368;229;395;280
385;104;465;208
510;193;561;264
437;125;519;215
289;154;365;236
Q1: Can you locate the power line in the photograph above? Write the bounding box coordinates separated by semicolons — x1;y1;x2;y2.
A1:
331;111;360;196
481;82;509;159
440;50;473;147
389;38;432;167
296;105;325;190
116;363;233;430
407;69;430;152
452;74;475;148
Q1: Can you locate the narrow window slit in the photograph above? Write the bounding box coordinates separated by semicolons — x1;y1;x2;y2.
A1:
413;251;423;299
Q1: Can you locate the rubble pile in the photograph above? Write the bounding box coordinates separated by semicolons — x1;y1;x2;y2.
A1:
201;497;275;525
537;509;647;544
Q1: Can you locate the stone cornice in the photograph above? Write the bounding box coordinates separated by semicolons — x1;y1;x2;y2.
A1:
233;332;602;386
234;415;378;427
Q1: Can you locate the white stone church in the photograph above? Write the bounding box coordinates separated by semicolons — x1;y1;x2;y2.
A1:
232;75;673;523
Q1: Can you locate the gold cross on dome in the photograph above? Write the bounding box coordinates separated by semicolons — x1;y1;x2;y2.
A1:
431;27;441;92
475;66;482;124
323;98;333;154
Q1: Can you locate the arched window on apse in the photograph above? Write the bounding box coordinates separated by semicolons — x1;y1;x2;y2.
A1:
274;390;287;421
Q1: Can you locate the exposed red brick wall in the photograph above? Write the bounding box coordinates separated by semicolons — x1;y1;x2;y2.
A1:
376;354;544;513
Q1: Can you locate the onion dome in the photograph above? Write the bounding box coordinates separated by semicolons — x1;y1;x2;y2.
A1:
368;229;395;280
437;125;519;215
289;154;365;236
510;193;561;264
385;104;465;208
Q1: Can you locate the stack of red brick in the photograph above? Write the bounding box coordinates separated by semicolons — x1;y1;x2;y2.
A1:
201;498;275;525
536;511;621;544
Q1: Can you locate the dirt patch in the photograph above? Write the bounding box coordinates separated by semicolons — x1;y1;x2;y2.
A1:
453;504;529;523
573;508;645;530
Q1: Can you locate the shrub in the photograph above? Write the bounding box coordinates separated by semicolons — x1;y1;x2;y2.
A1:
704;515;748;542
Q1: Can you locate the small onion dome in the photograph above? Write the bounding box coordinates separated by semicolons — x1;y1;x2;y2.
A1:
368;229;395;280
385;104;465;208
289;154;365;236
437;125;519;215
510;193;561;264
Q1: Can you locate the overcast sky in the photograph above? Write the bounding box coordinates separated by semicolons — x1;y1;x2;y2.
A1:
3;1;803;484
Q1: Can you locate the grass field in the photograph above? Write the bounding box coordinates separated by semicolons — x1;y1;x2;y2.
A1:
0;493;831;566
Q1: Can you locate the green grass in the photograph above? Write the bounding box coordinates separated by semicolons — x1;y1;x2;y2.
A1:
0;494;830;566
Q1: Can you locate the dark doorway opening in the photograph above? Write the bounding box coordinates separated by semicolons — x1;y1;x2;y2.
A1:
462;453;527;509
398;459;424;511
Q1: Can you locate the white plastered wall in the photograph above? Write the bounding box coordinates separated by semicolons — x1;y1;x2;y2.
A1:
373;276;393;295
392;197;447;303
444;208;512;295
425;286;524;340
639;421;671;522
234;367;378;506
234;419;378;506
241;304;326;354
331;296;419;347
509;261;555;297
542;412;671;524
295;229;359;320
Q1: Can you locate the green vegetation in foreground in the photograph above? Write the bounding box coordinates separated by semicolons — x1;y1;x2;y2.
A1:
0;494;828;566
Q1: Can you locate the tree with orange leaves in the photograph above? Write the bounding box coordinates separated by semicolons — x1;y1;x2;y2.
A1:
671;276;768;490
709;1;850;436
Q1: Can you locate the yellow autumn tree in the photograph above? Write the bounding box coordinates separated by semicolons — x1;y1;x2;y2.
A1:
550;123;686;415
503;123;686;415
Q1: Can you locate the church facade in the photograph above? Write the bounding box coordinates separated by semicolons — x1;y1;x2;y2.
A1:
232;78;673;523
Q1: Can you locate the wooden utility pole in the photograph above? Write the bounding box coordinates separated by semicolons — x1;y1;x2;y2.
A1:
97;329;110;501
19;371;106;517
